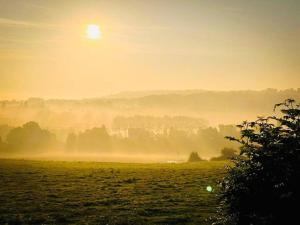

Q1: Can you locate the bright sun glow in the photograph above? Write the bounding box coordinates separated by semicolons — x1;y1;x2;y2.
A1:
86;24;101;40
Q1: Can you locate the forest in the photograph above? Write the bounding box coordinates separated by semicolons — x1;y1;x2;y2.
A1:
0;120;239;161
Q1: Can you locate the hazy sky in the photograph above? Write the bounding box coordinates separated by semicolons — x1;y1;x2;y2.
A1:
0;0;299;99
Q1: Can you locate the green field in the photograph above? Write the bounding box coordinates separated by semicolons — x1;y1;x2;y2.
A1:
0;159;227;225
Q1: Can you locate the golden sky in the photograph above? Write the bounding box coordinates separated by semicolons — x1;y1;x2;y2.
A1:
0;0;299;99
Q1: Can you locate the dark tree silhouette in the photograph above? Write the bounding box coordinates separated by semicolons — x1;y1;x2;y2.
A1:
6;121;56;153
211;147;237;161
188;152;203;162
215;99;300;225
77;126;111;152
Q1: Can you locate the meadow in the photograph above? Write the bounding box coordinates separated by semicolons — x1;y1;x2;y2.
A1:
0;159;227;225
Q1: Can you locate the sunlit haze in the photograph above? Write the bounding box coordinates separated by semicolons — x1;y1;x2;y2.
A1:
0;1;299;224
0;0;299;99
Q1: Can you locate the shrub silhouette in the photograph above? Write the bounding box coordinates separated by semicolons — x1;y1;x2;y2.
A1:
215;99;300;225
188;152;203;162
211;147;237;161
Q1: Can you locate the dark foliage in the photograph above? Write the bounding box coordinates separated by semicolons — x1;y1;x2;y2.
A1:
6;121;57;153
63;125;239;156
211;148;237;161
215;99;300;225
188;152;203;162
76;126;111;152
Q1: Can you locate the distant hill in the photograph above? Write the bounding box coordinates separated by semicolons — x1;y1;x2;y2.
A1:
104;90;207;99
0;89;299;131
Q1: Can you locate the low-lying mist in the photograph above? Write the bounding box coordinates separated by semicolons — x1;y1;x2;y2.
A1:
1;89;299;162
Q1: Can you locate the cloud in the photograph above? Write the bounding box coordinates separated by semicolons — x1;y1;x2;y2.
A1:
0;17;58;29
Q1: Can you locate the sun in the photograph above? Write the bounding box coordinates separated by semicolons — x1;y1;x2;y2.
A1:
86;24;101;40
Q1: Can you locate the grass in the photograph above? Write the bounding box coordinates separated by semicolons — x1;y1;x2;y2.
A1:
0;159;227;225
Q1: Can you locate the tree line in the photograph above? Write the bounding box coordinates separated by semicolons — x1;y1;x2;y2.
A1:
0;121;239;158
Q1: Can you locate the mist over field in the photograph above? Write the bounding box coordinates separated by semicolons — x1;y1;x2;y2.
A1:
0;89;299;161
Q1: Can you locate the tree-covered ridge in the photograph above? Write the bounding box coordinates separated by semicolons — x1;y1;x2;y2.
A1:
0;89;299;132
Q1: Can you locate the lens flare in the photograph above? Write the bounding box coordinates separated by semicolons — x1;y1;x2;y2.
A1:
206;186;213;192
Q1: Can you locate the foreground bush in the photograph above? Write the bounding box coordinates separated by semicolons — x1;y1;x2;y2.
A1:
215;99;300;225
